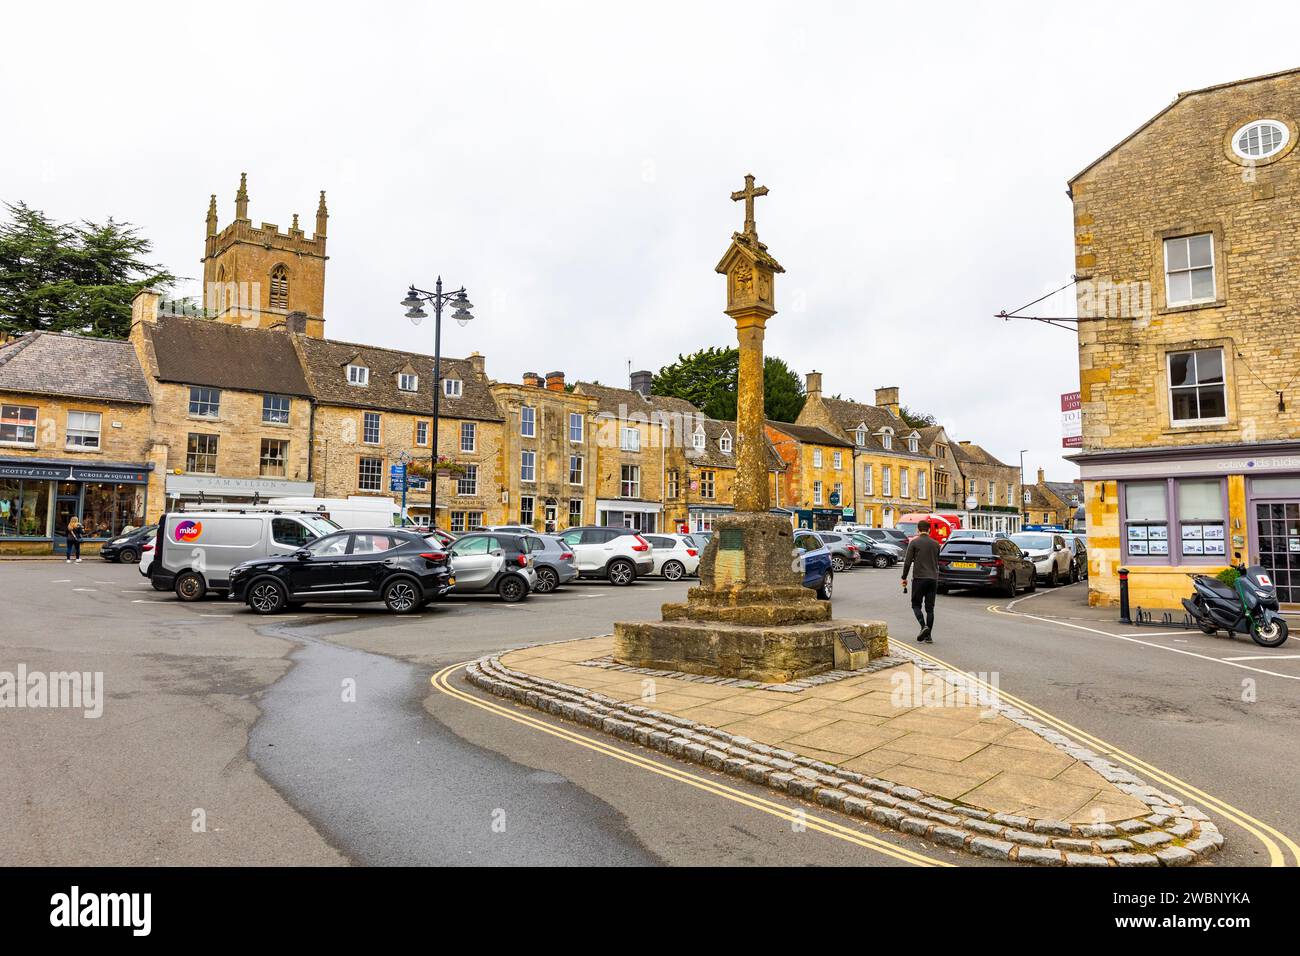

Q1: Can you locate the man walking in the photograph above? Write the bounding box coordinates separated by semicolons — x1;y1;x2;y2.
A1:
901;519;941;642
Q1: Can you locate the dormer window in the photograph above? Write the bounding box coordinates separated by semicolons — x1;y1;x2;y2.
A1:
854;427;866;446
719;431;732;453
880;428;893;451
692;428;705;451
908;435;919;454
442;378;462;398
269;265;289;310
347;364;369;386
398;373;419;392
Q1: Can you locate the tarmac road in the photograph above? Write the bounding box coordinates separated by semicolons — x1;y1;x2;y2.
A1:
4;557;1297;866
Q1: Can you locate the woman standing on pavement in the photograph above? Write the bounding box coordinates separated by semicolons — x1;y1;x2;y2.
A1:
65;515;84;563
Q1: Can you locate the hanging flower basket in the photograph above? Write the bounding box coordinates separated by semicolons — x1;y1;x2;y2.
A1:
409;456;467;480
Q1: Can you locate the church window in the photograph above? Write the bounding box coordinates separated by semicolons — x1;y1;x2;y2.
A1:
269;265;289;310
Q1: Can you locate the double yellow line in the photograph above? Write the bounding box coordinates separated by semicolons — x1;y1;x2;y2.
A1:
430;663;950;867
907;640;1300;867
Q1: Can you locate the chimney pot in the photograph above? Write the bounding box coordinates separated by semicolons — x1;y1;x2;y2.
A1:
545;370;566;391
522;371;542;388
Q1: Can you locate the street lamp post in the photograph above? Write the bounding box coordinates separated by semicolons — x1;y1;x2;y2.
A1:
400;278;474;528
1018;449;1029;528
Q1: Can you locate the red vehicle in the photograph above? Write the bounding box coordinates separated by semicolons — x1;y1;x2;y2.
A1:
897;512;961;543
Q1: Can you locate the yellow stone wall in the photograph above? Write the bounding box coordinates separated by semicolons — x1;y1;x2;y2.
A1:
857;453;934;525
311;404;503;528
590;413;673;509
492;383;597;531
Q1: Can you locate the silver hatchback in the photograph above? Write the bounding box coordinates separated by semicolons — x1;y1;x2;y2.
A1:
523;534;580;593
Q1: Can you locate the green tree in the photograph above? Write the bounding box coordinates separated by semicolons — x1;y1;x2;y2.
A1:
0;201;175;338
652;346;806;422
898;405;938;428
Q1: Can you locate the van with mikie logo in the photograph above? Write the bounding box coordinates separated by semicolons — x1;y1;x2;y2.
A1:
147;507;340;601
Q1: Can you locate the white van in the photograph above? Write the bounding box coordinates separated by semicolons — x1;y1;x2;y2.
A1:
268;496;401;530
148;510;340;601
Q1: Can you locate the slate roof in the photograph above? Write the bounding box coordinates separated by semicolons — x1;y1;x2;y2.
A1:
686;417;784;470
817;397;929;458
143;315;312;396
1044;480;1084;508
571;381;703;420
952;441;1012;469
295;335;502;421
0;332;151;405
765;420;854;449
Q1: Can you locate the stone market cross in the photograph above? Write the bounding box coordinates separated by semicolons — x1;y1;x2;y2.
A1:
730;173;769;237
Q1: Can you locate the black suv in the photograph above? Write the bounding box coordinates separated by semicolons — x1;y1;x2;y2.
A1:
229;528;453;614
937;537;1036;597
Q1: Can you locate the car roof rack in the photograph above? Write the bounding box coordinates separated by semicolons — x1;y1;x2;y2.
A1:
171;503;329;515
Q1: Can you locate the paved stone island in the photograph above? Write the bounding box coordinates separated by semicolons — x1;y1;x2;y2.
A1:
467;636;1224;867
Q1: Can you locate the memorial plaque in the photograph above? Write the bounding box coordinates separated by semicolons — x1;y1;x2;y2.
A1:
719;529;745;550
837;628;866;652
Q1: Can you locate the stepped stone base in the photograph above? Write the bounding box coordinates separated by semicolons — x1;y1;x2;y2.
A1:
613;618;888;684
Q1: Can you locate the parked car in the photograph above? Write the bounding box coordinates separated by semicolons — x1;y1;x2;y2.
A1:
138;539;166;589
522;533;579;593
643;533;701;580
947;529;995;539
446;531;537;601
149;510;342;601
811;531;859;573
794;530;834;600
557;526;655;585
1062;533;1089;582
100;523;157;564
268;496;402;529
229;528;453;614
849;533;899;569
1009;532;1073;587
693;531;713;550
855;527;911;548
937;537;1036;597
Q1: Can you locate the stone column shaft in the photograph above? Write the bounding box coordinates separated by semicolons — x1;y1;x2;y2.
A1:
734;314;769;513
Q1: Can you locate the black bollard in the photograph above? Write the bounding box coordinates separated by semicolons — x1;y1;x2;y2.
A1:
1118;567;1131;624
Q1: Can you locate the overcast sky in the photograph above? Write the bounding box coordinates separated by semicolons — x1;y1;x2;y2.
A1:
5;1;1299;482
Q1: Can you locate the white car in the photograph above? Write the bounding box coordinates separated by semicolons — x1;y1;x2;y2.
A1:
643;533;701;581
1009;531;1073;587
557;526;655;585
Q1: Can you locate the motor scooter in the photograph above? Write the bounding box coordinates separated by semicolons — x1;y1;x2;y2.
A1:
1181;557;1289;648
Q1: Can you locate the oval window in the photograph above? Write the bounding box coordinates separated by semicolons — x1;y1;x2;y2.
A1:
1232;119;1289;160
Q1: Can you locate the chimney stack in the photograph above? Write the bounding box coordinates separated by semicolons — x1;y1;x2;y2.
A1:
630;369;653;397
467;351;486;376
545;370;566;392
805;371;822;398
522;371;542;388
286;311;308;334
1037;467;1045;485
874;386;900;417
131;289;161;326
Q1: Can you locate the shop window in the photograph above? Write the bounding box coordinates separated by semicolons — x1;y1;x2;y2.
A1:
1123;482;1168;557
66;411;101;449
450;511;467;533
186;433;218;473
1;404;38;445
1177;479;1226;558
0;479;49;536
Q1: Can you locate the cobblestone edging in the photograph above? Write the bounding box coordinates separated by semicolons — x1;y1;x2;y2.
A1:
576;650;909;693
466;648;1224;867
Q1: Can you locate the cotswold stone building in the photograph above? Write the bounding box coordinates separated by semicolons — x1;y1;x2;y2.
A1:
0;332;155;552
1069;68;1300;607
491;371;598;533
796;376;935;528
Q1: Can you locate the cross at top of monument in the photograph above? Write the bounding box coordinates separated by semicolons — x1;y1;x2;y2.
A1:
730;173;769;237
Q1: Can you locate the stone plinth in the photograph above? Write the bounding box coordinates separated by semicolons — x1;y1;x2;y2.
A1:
613;512;889;682
613;619;888;684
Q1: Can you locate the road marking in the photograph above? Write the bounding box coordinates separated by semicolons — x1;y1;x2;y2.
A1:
72;588;97;592
1223;654;1300;661
430;663;950;867
907;640;1300;867
51;579;71;583
989;604;1300;681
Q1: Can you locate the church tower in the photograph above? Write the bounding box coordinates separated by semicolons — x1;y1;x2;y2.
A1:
201;173;329;337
